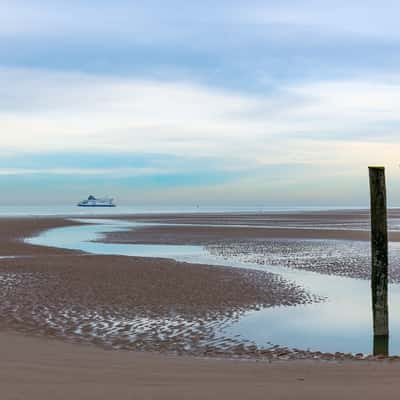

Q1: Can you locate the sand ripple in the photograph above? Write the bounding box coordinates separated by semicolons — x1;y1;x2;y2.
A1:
0;255;319;358
206;239;400;282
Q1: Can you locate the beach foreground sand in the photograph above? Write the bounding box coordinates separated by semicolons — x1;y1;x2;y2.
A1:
2;331;400;400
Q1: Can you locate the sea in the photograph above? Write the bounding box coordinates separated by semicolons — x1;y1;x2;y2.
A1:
0;204;372;217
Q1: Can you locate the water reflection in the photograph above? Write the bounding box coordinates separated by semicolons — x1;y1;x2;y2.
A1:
374;335;389;356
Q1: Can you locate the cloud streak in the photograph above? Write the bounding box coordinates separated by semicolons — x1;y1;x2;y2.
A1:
1;67;400;168
0;167;176;176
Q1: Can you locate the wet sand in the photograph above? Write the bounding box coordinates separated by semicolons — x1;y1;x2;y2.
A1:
0;212;396;357
102;209;400;243
103;209;400;241
0;216;317;359
0;217;82;256
0;254;316;357
101;211;400;281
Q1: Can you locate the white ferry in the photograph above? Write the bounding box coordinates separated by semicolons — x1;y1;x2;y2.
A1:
77;195;116;207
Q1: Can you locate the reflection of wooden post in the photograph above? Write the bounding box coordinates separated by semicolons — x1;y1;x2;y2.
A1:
369;166;389;356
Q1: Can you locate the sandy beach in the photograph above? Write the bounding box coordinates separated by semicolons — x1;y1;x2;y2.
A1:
5;1;400;396
1;211;400;398
3;331;400;400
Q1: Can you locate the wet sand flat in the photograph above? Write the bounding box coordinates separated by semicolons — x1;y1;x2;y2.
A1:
0;216;316;359
0;254;315;356
102;209;400;240
0;212;395;357
100;211;400;281
102;210;400;243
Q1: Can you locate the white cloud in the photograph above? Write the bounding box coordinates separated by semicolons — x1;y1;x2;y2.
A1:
1;67;400;175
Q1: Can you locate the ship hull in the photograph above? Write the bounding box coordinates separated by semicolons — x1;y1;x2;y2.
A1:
77;204;116;207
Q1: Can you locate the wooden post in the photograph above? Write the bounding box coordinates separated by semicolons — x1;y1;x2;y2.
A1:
369;166;389;356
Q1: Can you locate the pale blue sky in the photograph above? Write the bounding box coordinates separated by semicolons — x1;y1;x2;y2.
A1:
1;1;400;205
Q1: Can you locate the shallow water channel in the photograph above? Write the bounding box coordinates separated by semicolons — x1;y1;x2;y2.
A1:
26;218;400;355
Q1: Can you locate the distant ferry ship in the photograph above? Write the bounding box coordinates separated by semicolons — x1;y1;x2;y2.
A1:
77;195;116;207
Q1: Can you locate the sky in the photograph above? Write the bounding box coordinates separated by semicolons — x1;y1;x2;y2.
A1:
1;0;400;206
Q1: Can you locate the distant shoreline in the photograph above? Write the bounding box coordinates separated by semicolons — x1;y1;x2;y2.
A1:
0;204;392;218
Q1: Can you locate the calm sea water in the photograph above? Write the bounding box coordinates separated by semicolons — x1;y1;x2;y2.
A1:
0;204;371;217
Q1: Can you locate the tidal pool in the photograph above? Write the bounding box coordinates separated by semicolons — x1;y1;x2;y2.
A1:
26;218;400;355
